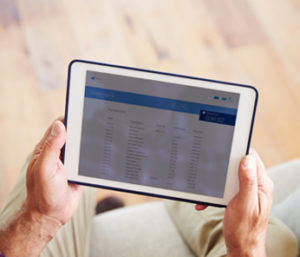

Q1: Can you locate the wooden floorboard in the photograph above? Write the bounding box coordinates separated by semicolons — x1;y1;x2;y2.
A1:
1;0;300;208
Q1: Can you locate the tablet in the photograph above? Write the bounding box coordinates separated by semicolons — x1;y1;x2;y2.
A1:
63;59;258;207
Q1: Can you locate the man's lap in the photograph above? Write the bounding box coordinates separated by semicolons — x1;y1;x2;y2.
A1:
0;158;298;257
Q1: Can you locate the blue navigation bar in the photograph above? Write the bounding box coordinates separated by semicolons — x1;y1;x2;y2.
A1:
85;86;237;119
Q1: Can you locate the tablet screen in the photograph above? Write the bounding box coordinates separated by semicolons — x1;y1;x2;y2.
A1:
78;70;240;198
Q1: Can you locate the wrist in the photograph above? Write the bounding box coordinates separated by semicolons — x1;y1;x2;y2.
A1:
0;206;62;257
227;245;266;257
22;208;62;239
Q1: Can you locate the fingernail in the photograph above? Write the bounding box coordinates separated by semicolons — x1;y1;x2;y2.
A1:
51;121;61;137
242;155;256;170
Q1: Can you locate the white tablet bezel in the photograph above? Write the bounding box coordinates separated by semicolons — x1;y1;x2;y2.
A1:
63;59;258;207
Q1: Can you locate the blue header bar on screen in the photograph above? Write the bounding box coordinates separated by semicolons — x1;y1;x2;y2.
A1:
85;86;237;116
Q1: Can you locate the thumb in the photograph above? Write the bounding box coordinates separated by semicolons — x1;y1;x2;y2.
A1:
41;120;66;161
238;154;258;205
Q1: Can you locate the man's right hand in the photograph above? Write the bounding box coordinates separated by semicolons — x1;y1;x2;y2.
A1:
26;119;83;226
223;150;274;257
0;119;83;257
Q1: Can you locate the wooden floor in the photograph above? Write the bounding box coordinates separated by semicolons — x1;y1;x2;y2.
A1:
1;0;300;209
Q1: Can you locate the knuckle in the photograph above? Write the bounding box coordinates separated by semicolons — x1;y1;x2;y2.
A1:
244;174;257;187
252;213;260;224
44;137;52;147
259;180;273;199
44;137;54;151
33;143;42;155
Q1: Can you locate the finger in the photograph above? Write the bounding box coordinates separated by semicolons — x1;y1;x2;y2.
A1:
250;149;266;173
250;150;266;184
33;125;53;154
238;154;258;205
251;150;273;198
39;120;66;166
34;117;65;154
195;204;208;211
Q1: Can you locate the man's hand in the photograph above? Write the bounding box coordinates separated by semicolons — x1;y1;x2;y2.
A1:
195;150;273;257
0;119;83;257
224;150;273;257
26;119;83;225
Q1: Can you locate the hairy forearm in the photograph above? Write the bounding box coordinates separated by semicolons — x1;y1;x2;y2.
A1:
0;206;61;257
227;246;267;257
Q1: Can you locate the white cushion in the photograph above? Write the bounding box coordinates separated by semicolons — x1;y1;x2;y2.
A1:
89;201;195;257
268;158;300;205
272;187;300;256
268;158;300;256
